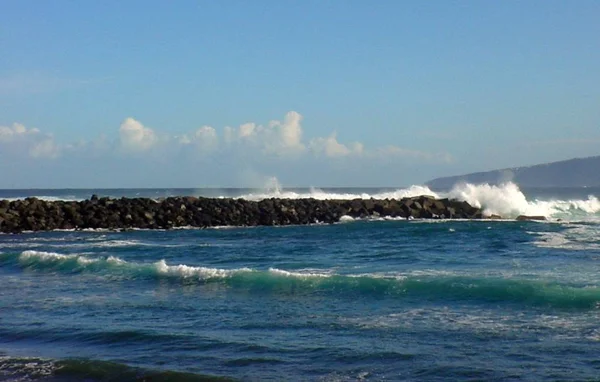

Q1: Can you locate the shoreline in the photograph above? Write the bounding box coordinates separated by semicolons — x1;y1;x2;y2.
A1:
0;195;485;233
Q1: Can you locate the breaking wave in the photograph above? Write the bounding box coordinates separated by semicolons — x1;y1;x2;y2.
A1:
2;181;599;221
445;182;600;220
2;251;599;309
237;180;600;220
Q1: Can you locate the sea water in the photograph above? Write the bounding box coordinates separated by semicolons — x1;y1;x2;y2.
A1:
1;183;600;381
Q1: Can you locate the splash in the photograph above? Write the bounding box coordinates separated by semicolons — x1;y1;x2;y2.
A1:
445;182;600;219
237;177;439;201
235;179;600;220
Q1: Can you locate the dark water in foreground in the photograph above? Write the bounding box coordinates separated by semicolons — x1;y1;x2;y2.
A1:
1;186;600;381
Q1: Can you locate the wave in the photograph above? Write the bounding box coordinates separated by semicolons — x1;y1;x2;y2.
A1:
445;182;600;220
236;184;436;202
0;355;234;382
235;180;600;220
3;182;599;221
1;195;82;202
3;251;599;309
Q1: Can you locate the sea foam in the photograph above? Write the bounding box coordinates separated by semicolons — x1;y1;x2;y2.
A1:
236;180;600;220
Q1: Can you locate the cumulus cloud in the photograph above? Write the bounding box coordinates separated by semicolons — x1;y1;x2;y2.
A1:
179;125;219;152
1;111;454;168
239;122;256;139
0;123;60;159
30;139;60;159
269;111;304;153
309;133;363;158
226;111;305;156
0;123;39;141
119;117;157;151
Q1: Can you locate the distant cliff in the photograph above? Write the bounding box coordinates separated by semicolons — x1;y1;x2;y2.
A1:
427;156;600;189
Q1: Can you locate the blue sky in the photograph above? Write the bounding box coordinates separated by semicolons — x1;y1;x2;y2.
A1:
1;1;599;188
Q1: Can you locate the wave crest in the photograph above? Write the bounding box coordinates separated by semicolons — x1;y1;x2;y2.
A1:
238;180;600;220
3;251;599;309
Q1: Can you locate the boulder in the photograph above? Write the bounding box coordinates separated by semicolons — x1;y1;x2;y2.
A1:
0;195;485;233
516;215;547;221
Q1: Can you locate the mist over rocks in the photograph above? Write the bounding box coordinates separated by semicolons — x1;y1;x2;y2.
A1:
0;195;487;233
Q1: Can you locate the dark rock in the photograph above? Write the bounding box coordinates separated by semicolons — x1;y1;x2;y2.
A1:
0;195;485;233
516;215;547;221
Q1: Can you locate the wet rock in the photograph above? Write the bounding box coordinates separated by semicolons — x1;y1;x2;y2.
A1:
0;195;485;233
516;215;547;221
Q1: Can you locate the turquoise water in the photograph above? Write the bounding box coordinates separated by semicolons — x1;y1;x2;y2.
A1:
2;186;600;380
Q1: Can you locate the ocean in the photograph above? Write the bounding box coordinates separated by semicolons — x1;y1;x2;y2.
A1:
1;183;600;381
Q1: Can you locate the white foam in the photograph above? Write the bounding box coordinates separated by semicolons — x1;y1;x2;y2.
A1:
343;307;599;340
18;250;123;266
268;268;333;278
0;356;56;379
2;195;81;202
232;179;600;220
529;224;600;250
47;240;142;249
76;256;99;265
87;240;139;247
530;232;572;249
153;259;252;279
235;183;439;201
106;255;126;264
19;250;76;261
443;182;600;219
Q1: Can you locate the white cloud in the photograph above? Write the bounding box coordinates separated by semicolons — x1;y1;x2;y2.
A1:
238;123;256;138
350;142;365;155
309;133;363;158
227;111;305;156
0;123;40;142
195;125;218;142
0;123;60;159
180;125;219;152
269;111;304;152
119;117;157;151
178;135;192;145
30;139;60;159
1;112;454;175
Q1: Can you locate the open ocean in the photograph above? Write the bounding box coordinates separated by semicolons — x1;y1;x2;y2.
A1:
1;183;600;381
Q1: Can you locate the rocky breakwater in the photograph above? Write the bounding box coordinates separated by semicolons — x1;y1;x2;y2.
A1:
0;195;484;233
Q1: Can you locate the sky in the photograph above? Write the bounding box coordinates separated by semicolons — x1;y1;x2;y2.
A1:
1;1;599;188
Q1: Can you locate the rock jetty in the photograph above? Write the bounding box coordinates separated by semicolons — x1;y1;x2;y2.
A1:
0;195;484;233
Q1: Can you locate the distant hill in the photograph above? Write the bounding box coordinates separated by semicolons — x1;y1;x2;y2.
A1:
426;156;600;189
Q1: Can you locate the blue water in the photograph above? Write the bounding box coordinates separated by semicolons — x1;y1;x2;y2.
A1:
2;186;600;381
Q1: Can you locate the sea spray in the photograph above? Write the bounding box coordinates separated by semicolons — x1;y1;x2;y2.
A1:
238;181;600;220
